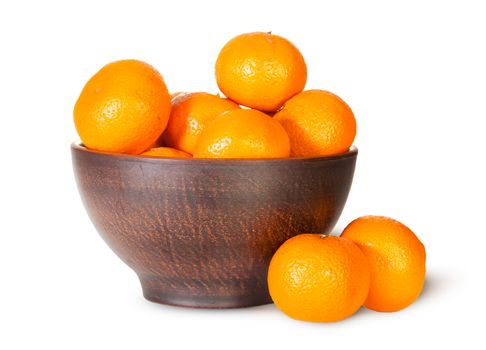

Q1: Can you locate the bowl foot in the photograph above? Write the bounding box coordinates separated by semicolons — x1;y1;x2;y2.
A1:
139;275;272;309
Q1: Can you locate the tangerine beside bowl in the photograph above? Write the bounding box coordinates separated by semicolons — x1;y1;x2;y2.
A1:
71;143;358;308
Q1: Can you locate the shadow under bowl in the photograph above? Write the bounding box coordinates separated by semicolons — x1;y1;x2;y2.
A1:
71;143;358;308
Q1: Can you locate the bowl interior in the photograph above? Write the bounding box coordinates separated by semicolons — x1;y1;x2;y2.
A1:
71;142;358;163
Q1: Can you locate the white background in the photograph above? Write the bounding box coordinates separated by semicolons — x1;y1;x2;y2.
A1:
1;0;485;349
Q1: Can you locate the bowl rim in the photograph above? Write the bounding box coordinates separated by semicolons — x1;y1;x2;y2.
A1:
71;142;358;164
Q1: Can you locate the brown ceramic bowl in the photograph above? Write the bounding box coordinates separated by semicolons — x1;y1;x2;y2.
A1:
71;143;357;308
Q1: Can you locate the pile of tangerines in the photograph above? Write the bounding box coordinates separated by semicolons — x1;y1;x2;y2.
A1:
74;32;355;159
74;32;426;322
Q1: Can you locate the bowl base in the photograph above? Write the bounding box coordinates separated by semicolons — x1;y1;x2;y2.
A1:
140;276;273;309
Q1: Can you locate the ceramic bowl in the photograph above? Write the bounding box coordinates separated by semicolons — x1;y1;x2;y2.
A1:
71;143;357;308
